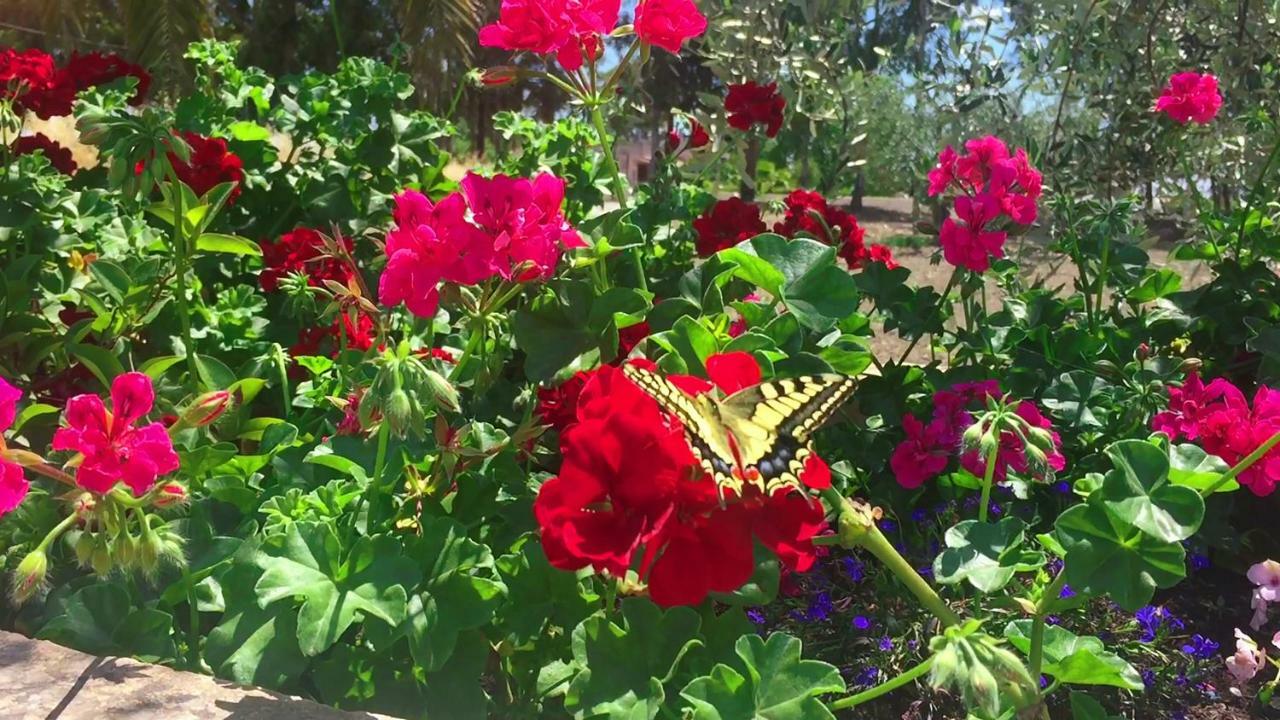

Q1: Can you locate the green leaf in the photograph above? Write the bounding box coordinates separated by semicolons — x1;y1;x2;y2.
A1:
193;353;237;390
423;630;491;720
1069;691;1122;720
226;120;272;142
254;522;421;656
933;518;1045;593
38;583;175;662
68;343;126;389
206;563;307;687
1056;503;1186;611
565;599;703;719
1004;621;1143;690
88;260;132;305
1098;440;1204;542
195;233;263;256
680;633;845;720
12;402;59;433
1167;442;1237;492
782;249;861;332
1126;268;1182;302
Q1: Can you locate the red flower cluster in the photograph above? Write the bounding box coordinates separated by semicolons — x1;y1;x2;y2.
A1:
691;197;766;257
13;133;77;174
380;173;584;318
773;189;896;270
725;81;785;138
1153;372;1280;496
666;119;710;154
891;380;1065;489
167;131;245;201
291;312;376;359
2;47;149;119
259;227;356;292
927;136;1042;272
1155;72;1222;125
634;0;708;54
534;353;827;606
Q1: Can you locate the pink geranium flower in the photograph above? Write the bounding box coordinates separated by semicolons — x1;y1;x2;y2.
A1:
1155;72;1222;125
926;145;958;196
1226;629;1265;685
635;0;708;54
380;173;583;318
0;376;28;518
1249;560;1280;602
939;193;1007;272
51;372;180;497
890;415;951;489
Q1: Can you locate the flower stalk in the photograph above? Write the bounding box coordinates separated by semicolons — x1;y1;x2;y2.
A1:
1202;428;1280;496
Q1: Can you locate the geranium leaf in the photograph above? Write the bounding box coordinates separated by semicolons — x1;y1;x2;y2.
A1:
1167;442;1237;492
1004;621;1144;690
1098;440;1204;542
1055;503;1186;611
680;633;845;720
205;563;306;688
933;518;1045;593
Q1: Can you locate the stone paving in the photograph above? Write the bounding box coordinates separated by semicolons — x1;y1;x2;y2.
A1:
0;630;396;720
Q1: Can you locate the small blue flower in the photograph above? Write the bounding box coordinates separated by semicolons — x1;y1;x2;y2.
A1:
911;508;929;523
1190;553;1211;571
852;615;871;631
1058;584;1075;599
1180;634;1221;660
840;556;865;583
877;636;893;651
879;519;898;533
1134;606;1162;642
1038;674;1049;689
746;608;767;625
907;639;919;651
1141;669;1157;687
1052;480;1071;495
917;565;934;579
804;592;834;622
853;666;880;688
1045;615;1061;626
988;502;1003;517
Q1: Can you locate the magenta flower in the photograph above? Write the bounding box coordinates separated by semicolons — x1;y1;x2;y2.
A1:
889;415;950;489
1152;371;1243;441
380;173;584;319
634;0;708;55
52;372;180;497
926;145;958;196
1156;72;1222;125
478;0;620;71
939;193;1007;272
959;401;1066;483
954;135;1010;187
0;376;28;518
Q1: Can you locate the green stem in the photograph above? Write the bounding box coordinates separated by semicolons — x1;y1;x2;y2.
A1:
827;656;934;711
37;513;79;554
1234;132;1280;256
1091;232;1112;331
24;462;78;487
602;576;617;617
599;39;640;98
187;583;201;669
329;0;346;59
164;165;199;385
897;267;961;364
449;319;486;382
588;104;648;293
821;488;961;628
977;436;999;522
1202;428;1280;496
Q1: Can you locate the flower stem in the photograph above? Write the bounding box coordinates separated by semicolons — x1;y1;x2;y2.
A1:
828;656;934;711
1028;571;1068;689
1202;428;1280;496
163;165;199;386
1234;131;1280;256
24;462;78;487
897;267;961;364
821;487;961;628
588;103;647;293
977;437;999;522
37;512;79;554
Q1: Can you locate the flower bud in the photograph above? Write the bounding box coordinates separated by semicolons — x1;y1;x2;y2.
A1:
1136;342;1151;361
425;369;460;414
153;482;188;509
1024;444;1049;477
978;430;1000;461
10;549;48;603
72;530;95;567
91;542;113;576
478;66;518;86
961;421;984;453
1025;427;1055;453
2;448;46;466
385;389;413;432
178;390;233;429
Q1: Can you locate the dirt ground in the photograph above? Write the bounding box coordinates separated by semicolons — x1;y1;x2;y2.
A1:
833;196;1214;366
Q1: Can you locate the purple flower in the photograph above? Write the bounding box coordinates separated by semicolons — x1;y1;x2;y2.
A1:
1134;606;1162;642
747;608;767;625
1052;480;1071;495
1038;674;1049;689
878;518;898;533
803;592;834;622
907;639;919;651
911;508;929;523
852;615;871;631
1141;668;1157;687
878;636;893;651
988;502;1003;517
853;666;880;688
917;565;934;579
1045;615;1061;626
1179;634;1220;659
1058;584;1075;599
840;556;866;583
1189;553;1211;572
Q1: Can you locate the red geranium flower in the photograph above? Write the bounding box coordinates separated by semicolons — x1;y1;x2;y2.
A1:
62;51;151;106
1156;72;1222;125
168;131;245;200
259;227;356;292
534;355;828;606
13;133;77;174
616;321;651;362
725;81;785;138
536;371;590;432
1;47;58;116
666;119;710;154
290;311;376;359
773;189;894;270
634;0;708;55
692;197;766;257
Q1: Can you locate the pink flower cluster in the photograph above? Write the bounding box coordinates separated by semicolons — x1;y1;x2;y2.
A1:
1155;72;1222;125
1152;371;1280;496
890;380;1064;489
0;377;28;518
380;172;585;318
479;0;705;72
52;372;180;497
927;136;1043;272
1248;559;1280;631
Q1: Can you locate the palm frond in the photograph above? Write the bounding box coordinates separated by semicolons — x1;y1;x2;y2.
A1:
397;0;482;112
121;0;214;95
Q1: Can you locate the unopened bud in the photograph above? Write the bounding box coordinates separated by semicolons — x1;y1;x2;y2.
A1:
1026;427;1055;453
425;369;460;414
2;448;46;466
173;390;232;431
1136;342;1151;361
961;421;984;452
978;430;1000;461
478;66;519;86
153;482;188;509
386;389;412;431
91;542;112;576
10;549;48;603
72;531;94;567
1024;444;1049;476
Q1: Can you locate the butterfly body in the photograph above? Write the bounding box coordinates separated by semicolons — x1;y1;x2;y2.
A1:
622;364;857;497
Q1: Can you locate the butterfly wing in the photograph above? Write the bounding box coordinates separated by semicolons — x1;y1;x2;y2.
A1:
719;375;858;494
621;364;742;494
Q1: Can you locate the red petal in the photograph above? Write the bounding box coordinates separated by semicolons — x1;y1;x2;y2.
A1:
705;352;761;394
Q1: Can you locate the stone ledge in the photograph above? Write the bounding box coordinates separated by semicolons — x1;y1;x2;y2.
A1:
0;630;397;720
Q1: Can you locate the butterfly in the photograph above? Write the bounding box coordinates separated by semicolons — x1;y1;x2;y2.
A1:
622;364;857;497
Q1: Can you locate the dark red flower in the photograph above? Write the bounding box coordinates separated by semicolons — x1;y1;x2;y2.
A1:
1;47;57;115
169;131;245;202
615;321;651;362
774;189;885;270
725;81;785;138
62;51;150;105
666;120;711;153
534;356;829;606
290;311;376;359
13;133;77;174
259;227;356;292
536;371;590;432
692;197;766;257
